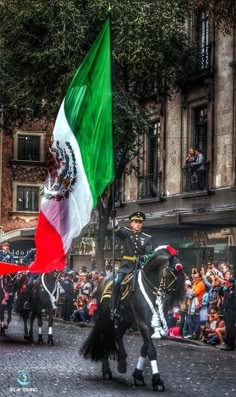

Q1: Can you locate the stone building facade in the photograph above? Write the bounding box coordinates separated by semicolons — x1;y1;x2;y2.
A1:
114;12;236;273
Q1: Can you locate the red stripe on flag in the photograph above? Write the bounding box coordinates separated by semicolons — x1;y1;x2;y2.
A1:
0;263;28;276
29;211;66;273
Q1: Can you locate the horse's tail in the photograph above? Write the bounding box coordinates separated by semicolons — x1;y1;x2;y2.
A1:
80;302;118;362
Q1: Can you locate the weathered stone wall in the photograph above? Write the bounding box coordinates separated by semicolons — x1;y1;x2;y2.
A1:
214;33;234;188
165;93;182;195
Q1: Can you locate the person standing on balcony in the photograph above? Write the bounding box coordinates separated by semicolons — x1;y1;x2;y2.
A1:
111;211;152;318
185;147;197;165
185;148;197;191
191;148;206;190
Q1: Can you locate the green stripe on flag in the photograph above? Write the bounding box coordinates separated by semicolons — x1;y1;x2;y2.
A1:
64;18;114;206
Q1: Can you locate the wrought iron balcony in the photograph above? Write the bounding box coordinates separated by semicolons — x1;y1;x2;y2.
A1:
138;173;161;200
182;163;209;193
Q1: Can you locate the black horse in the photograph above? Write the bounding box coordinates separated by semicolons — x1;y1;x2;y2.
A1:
0;274;16;335
81;246;185;391
16;271;63;344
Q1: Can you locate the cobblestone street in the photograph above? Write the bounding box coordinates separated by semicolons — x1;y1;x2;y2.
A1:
0;315;235;397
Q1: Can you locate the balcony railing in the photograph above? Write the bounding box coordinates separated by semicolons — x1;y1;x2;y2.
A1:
138;173;161;200
182;163;209;193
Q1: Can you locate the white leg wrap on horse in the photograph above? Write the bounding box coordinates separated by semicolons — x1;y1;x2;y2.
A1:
38;327;42;334
48;327;52;335
151;360;159;374
137;356;145;371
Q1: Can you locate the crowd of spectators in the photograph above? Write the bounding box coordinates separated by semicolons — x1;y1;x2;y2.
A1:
167;261;236;351
56;265;111;323
55;259;236;351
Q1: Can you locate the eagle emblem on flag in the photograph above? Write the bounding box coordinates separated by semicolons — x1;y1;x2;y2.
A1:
44;139;77;201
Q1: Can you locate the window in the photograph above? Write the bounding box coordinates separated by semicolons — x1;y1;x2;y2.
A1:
148;121;161;176
18;135;40;161
194;105;208;156
196;11;209;71
138;121;161;199
17;186;39;212
13;131;46;162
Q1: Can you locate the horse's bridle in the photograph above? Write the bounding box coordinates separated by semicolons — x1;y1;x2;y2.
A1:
140;260;179;297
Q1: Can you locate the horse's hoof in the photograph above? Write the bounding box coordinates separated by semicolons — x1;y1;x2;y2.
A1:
132;368;145;386
152;373;165;392
0;328;5;336
47;335;54;345
102;370;112;380
117;359;127;374
38;335;44;344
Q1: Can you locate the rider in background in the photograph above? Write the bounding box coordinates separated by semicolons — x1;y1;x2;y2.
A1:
0;241;15;263
112;211;152;318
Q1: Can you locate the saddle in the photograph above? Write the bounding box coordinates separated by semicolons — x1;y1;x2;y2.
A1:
100;272;134;303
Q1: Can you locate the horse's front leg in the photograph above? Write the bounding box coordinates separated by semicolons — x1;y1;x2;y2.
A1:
47;308;54;345
23;310;30;340
29;310;36;342
102;357;112;380
116;321;130;374
148;340;165;392
37;312;43;344
0;306;6;336
139;325;165;392
132;343;147;386
6;300;13;328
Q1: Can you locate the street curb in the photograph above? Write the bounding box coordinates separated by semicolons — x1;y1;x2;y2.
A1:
54;317;201;346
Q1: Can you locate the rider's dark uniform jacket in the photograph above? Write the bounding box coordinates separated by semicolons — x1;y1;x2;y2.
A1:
0;250;15;263
116;227;152;274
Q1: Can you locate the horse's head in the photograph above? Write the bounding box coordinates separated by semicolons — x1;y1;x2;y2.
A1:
142;245;185;308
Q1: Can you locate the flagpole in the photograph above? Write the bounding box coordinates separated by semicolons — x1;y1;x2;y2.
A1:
108;3;116;321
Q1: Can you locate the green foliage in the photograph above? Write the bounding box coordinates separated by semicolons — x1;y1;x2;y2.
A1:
191;0;236;34
0;0;193;169
0;0;90;127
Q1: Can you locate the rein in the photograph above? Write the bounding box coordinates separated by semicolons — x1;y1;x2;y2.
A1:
141;264;177;295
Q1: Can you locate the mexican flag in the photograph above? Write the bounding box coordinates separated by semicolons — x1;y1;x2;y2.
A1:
29;18;114;273
0;263;28;276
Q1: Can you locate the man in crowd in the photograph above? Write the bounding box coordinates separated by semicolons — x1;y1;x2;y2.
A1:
217;277;236;351
112;211;152;318
189;272;206;339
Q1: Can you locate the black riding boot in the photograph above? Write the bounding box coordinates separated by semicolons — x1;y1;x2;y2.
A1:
111;272;125;320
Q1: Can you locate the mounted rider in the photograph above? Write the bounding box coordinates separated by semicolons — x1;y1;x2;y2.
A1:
112;211;153;318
